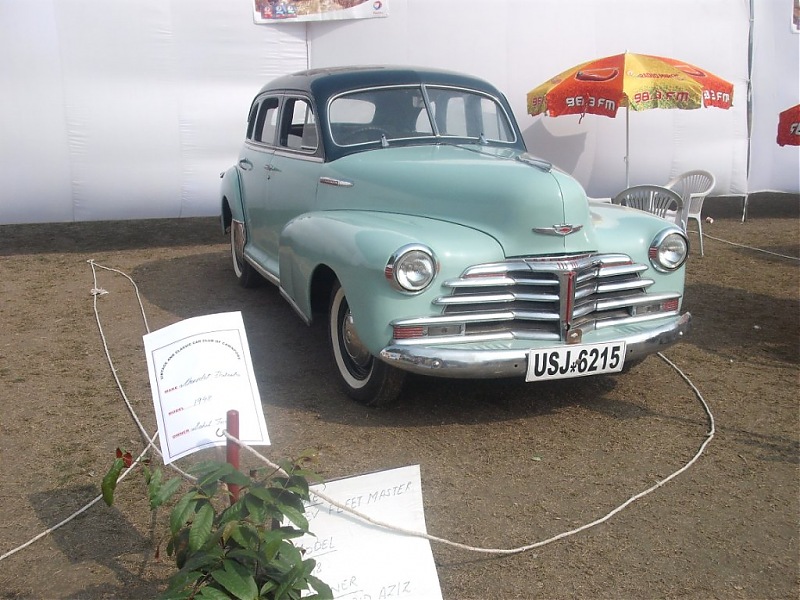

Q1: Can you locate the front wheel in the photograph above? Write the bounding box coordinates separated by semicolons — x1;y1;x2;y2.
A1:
329;282;405;407
230;220;260;288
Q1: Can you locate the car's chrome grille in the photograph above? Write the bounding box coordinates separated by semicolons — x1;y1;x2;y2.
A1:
428;253;662;341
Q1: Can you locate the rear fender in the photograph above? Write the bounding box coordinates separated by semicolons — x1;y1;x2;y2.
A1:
220;167;244;234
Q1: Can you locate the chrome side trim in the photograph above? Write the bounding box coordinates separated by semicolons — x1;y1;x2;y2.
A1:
279;287;312;326
243;253;279;286
319;176;354;187
274;150;323;162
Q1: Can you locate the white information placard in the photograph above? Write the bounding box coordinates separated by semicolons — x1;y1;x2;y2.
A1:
300;465;443;600
143;311;269;464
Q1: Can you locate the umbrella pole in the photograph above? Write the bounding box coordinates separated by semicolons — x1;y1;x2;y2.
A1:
625;106;630;187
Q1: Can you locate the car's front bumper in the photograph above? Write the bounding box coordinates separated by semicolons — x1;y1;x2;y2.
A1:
379;312;691;378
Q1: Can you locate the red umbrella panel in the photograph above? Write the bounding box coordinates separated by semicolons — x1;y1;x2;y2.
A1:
777;104;800;146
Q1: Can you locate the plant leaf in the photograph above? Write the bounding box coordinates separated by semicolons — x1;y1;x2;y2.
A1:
210;561;258;600
192;461;237;488
179;547;223;573
306;574;334;599
279;504;309;532
170;492;198;536
115;447;134;468
222;470;252;487
226;548;260;565
101;458;125;506
160;569;204;599
151;476;183;510
285;475;310;497
188;502;215;553
195;587;231;600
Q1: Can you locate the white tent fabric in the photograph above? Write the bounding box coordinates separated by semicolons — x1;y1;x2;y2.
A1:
747;0;800;193
0;0;307;224
0;0;796;224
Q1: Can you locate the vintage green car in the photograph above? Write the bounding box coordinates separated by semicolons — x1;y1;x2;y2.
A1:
220;66;691;406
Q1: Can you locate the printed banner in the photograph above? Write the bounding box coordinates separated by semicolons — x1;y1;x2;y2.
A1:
143;311;269;464
253;0;388;24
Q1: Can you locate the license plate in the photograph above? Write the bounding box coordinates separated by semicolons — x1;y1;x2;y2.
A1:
526;341;626;382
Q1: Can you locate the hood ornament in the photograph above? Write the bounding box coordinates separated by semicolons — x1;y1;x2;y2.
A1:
532;224;584;236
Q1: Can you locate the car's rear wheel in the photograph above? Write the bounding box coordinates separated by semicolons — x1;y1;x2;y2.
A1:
230;220;260;288
329;282;405;407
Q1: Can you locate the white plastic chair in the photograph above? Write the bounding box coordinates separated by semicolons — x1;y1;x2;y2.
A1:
612;185;684;225
665;170;715;256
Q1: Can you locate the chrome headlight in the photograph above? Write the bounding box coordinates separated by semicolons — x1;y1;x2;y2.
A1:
385;244;438;292
649;229;689;272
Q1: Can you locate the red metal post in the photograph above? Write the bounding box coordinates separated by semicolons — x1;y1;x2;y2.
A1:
226;409;240;504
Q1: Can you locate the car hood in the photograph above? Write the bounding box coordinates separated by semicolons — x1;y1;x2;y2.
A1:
319;144;596;257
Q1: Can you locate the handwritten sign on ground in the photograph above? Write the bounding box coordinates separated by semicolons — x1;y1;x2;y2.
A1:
143;311;269;464
299;465;442;599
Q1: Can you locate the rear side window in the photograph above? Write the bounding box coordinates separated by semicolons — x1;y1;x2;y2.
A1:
246;102;259;139
279;97;318;152
250;96;280;144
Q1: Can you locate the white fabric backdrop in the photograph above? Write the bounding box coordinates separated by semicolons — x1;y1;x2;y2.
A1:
0;0;796;224
747;0;800;193
0;0;307;224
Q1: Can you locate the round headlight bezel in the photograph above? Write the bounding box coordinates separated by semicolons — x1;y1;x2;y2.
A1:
649;229;689;273
385;244;438;293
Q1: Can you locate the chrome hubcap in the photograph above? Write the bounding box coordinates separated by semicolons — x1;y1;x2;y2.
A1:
342;311;371;368
232;221;246;265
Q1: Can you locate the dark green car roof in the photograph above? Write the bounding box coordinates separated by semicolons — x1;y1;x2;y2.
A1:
255;65;525;161
259;65;508;100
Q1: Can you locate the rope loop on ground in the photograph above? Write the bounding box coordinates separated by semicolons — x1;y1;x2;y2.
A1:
224;351;715;556
2;259;715;563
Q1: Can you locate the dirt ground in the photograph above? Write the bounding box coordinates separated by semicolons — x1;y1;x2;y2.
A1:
0;193;797;599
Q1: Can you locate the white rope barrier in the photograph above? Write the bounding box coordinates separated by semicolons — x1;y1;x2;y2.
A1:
0;261;193;562
700;232;800;261
0;260;716;563
225;350;715;556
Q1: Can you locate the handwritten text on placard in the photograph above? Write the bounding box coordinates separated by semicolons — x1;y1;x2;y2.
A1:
296;465;442;600
143;312;269;464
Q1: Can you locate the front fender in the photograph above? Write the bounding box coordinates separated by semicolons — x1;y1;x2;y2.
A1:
279;211;506;353
590;202;687;303
220;166;244;234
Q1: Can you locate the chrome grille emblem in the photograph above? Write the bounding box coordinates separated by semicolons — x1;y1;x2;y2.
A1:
532;224;584;236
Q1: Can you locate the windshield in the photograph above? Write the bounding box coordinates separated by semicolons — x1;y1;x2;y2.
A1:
328;85;515;147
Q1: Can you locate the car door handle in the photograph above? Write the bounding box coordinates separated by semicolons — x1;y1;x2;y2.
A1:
238;158;253;170
264;164;280;173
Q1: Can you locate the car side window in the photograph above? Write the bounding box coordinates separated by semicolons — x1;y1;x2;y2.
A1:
252;96;280;145
246;102;259;140
279;97;317;152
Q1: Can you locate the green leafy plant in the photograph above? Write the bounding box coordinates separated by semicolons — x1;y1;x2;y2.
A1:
103;451;332;600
